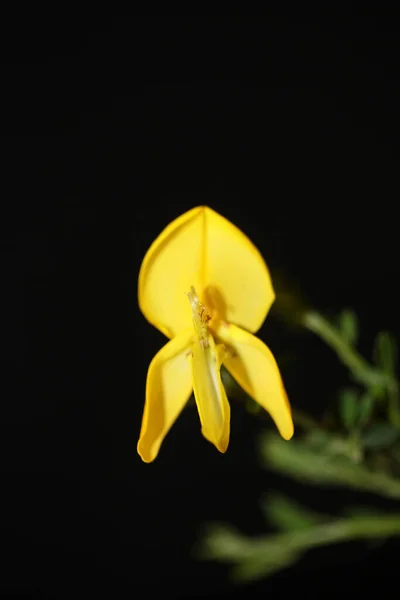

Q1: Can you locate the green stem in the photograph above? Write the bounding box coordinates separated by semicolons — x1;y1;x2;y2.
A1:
261;434;400;500
202;512;400;581
249;513;400;557
302;311;390;390
348;429;363;463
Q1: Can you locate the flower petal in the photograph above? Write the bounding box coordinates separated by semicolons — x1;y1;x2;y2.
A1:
191;334;230;453
137;330;194;463
138;206;275;338
138;207;206;338
202;207;275;333
215;322;294;440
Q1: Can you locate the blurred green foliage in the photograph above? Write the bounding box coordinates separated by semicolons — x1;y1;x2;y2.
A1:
198;304;400;583
337;308;359;346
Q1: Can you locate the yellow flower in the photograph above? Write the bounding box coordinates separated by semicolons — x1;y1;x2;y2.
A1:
137;206;294;462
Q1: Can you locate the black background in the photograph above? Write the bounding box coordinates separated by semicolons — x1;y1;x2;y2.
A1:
2;14;400;597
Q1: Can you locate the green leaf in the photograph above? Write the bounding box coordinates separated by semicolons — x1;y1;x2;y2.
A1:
232;549;301;582
357;393;375;427
339;387;359;430
361;423;400;449
338;309;359;346
373;332;397;376
304;430;350;457
262;494;328;531
196;525;252;561
303;429;333;450
369;383;386;401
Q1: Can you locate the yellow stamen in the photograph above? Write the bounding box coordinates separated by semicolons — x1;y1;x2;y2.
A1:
186;286;211;348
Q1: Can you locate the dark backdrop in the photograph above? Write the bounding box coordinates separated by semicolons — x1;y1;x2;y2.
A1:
2;14;400;597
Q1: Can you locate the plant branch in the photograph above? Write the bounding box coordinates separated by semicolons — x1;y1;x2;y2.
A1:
302;311;390;390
